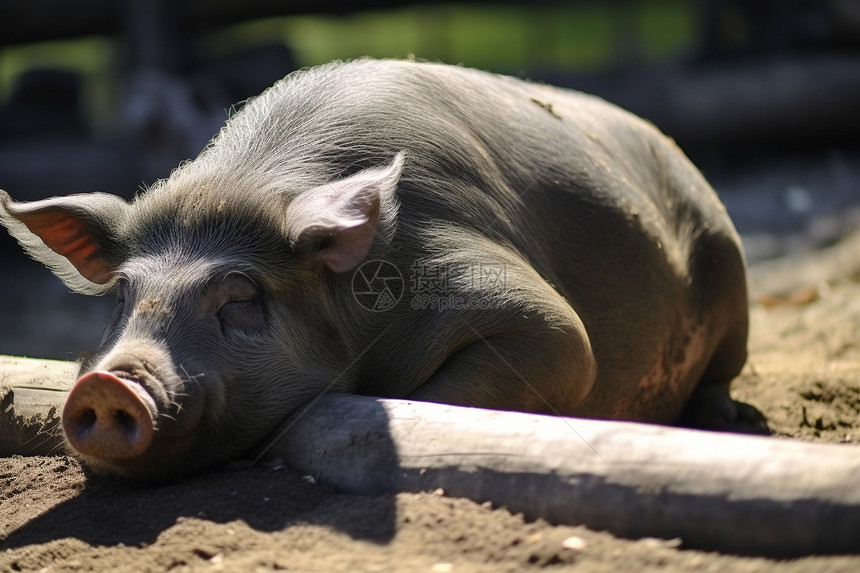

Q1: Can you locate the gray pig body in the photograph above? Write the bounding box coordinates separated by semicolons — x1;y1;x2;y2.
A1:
0;59;753;480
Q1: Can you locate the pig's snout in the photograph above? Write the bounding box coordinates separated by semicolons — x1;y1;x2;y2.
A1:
62;371;156;461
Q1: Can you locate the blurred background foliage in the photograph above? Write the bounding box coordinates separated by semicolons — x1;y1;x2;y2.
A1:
0;1;695;91
206;1;694;71
0;1;695;136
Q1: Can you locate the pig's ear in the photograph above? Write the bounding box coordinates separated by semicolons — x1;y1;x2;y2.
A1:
286;152;403;273
0;190;129;295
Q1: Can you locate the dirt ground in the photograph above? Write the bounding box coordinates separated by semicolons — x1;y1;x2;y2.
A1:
2;177;860;570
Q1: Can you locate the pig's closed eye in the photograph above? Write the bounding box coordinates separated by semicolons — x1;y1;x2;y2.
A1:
215;273;266;336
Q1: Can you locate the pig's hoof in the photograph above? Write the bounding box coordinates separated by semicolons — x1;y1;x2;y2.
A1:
62;371;156;461
678;384;770;435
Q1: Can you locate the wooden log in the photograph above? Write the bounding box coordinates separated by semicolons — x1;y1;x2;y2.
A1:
2;355;859;556
0;355;76;456
264;393;860;557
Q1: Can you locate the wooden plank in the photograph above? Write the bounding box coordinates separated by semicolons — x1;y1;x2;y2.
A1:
0;355;76;456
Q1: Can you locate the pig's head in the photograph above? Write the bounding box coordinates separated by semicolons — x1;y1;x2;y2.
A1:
0;152;404;481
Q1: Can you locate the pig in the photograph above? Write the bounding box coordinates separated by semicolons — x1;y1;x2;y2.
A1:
0;58;764;481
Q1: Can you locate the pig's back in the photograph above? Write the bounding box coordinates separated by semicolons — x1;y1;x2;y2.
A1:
217;58;729;270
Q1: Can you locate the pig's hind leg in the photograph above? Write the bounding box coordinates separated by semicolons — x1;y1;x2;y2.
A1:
677;334;770;435
676;230;769;435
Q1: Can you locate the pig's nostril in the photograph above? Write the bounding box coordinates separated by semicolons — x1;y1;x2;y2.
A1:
74;408;98;432
114;409;138;434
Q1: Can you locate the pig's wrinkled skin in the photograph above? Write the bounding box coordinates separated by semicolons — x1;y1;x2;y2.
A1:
0;59;763;481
